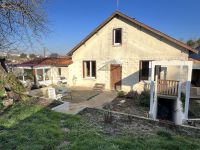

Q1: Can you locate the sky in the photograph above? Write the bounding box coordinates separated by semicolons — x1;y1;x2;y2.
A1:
32;0;200;55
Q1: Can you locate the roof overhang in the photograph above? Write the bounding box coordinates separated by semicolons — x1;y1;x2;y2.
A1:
67;11;198;56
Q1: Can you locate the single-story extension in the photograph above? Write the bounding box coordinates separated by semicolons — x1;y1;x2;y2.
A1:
13;56;72;87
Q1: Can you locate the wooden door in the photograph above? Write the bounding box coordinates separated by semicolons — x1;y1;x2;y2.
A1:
110;64;122;90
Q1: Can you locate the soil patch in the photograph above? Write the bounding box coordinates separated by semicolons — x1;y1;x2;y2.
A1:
62;90;100;103
79;108;200;138
103;97;149;117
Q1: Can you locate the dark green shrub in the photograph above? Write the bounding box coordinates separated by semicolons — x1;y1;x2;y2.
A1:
126;90;139;99
181;92;185;107
139;90;150;107
117;91;125;98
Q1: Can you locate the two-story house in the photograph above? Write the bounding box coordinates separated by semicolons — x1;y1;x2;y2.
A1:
67;11;197;93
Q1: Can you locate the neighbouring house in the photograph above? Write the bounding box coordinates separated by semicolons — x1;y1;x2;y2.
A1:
189;46;200;98
13;56;72;87
66;11;198;125
67;11;197;92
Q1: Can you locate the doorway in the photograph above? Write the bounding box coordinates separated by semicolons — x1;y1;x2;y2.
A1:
157;98;174;122
110;64;122;90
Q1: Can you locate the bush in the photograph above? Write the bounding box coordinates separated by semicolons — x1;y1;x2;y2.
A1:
126;90;139;99
139;90;150;107
181;92;185;107
117;91;125;98
0;89;5;97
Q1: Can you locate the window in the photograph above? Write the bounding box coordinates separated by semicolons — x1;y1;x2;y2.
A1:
58;68;61;76
139;61;149;81
83;61;96;78
113;28;122;45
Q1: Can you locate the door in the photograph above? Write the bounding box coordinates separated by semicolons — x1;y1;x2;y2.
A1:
110;64;122;90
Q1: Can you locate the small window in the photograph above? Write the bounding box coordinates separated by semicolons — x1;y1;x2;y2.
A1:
58;68;61;76
83;61;96;78
113;28;122;45
139;61;149;81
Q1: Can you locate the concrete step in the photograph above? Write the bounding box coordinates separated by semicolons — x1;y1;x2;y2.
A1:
93;83;105;92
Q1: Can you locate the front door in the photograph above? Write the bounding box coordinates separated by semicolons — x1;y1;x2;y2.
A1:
110;64;122;90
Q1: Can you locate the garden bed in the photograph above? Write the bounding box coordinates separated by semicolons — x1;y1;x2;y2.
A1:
104;97;149;117
79;107;200;138
103;90;150;117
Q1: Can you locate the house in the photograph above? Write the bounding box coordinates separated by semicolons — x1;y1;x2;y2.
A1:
190;45;200;61
14;56;72;87
67;11;197;93
188;46;200;98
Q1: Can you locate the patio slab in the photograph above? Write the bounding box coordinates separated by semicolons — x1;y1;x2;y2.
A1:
52;91;117;114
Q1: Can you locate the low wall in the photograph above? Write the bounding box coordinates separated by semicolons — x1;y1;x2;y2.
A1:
27;87;51;98
79;107;200;138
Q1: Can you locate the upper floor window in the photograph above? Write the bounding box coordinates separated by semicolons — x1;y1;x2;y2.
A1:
113;28;122;45
83;61;96;78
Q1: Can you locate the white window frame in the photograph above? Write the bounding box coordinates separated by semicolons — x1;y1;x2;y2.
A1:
113;28;122;46
83;60;96;79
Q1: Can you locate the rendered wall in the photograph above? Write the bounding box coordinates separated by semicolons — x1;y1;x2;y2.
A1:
68;16;189;92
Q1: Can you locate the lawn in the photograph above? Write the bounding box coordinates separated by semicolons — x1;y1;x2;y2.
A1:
0;99;200;150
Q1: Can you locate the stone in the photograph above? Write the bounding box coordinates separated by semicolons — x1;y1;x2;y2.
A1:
120;100;126;103
3;99;13;107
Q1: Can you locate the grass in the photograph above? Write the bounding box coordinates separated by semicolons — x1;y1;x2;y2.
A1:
0;99;200;150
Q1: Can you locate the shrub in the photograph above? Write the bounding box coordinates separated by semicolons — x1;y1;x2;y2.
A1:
181;92;186;107
126;90;139;99
139;90;150;107
117;91;125;98
0;89;5;97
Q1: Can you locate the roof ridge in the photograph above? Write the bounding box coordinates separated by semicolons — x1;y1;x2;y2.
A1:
67;11;197;55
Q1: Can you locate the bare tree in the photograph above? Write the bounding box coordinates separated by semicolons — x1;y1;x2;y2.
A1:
0;0;48;51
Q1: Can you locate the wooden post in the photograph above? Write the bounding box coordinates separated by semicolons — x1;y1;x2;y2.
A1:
50;67;53;84
22;69;25;82
43;68;45;82
33;68;37;85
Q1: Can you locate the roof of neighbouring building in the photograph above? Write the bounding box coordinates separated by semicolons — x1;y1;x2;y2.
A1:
189;46;200;63
16;56;73;67
67;11;198;56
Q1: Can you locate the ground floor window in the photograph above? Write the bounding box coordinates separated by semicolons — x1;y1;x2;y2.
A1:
192;69;200;87
58;68;61;76
139;61;150;81
83;61;96;78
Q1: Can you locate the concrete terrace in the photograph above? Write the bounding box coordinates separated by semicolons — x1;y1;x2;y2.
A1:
52;90;117;114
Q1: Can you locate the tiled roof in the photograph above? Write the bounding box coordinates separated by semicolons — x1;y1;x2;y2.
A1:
189;58;200;65
17;56;73;67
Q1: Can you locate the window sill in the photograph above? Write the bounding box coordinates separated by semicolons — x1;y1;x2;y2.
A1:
139;80;151;84
113;43;122;47
83;77;96;80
